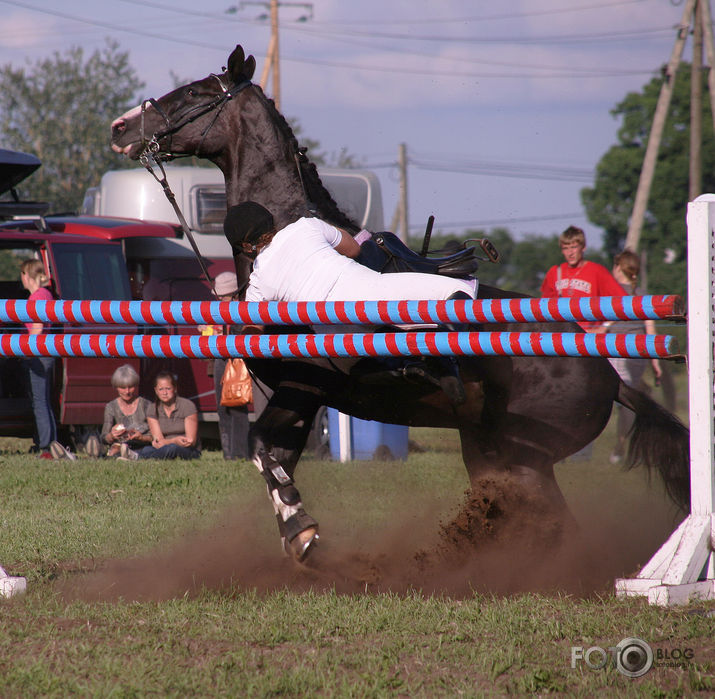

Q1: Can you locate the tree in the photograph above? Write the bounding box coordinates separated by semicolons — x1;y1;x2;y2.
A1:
581;62;715;297
414;227;563;296
0;41;144;212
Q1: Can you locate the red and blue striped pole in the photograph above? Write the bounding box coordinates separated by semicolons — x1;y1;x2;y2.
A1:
0;330;678;360
0;295;684;327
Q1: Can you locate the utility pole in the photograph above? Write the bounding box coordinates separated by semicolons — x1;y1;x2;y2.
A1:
232;1;313;111
624;0;697;251
699;0;715;132
398;143;408;242
690;0;703;201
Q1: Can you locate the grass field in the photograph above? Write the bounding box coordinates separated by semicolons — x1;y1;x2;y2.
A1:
1;376;713;696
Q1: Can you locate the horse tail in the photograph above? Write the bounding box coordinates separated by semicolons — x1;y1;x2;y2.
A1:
617;381;690;511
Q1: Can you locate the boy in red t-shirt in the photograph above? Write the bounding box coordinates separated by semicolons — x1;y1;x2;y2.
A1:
541;225;625;332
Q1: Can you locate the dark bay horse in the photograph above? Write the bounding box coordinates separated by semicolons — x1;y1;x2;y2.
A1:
111;45;689;561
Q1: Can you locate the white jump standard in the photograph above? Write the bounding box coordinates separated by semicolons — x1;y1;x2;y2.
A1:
616;195;715;605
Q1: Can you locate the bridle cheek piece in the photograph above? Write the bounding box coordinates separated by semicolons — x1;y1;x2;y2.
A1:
138;73;251;162
136;74;250;294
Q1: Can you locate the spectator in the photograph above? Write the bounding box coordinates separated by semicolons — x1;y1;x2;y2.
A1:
540;227;626;461
210;271;250;460
540;225;625;332
607;250;663;464
20;259;58;459
122;371;201;460
94;364;152;458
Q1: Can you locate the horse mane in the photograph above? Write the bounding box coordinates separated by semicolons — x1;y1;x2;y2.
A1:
250;84;361;234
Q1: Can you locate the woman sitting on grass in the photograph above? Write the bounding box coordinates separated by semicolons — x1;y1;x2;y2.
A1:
95;364;152;458
121;371;201;461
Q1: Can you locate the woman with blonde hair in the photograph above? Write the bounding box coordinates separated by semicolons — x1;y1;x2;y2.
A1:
96;363;152;457
608;249;663;463
20;258;57;458
121;371;201;460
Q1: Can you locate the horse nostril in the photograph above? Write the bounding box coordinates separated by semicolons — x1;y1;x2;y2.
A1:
112;120;126;135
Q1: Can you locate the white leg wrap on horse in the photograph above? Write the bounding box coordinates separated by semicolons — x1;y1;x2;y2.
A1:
253;449;318;550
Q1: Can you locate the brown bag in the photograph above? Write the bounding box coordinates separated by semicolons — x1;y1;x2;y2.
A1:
220;358;253;407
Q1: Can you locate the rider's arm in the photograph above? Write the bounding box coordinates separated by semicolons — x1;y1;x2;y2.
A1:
333;229;361;259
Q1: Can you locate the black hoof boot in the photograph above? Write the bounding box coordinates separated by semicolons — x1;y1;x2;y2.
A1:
402;358;466;406
436;358;466;406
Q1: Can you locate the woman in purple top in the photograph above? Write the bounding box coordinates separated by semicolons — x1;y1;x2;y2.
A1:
20;259;57;458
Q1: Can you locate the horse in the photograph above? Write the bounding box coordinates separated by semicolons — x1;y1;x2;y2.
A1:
111;44;689;562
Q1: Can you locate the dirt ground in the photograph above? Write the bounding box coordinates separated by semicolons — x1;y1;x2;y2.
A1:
59;470;683;602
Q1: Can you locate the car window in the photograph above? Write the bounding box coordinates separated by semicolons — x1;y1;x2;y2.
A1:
51;243;131;300
191;186;226;235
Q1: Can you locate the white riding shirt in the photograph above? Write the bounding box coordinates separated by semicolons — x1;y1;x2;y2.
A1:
245;217;475;303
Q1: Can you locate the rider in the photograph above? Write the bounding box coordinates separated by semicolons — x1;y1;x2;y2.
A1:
225;201;477;562
224;201;477;406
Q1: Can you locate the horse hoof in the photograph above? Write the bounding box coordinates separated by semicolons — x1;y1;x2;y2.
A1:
288;528;320;562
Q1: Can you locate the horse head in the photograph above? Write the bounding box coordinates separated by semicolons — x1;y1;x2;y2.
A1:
111;45;358;231
111;45;255;162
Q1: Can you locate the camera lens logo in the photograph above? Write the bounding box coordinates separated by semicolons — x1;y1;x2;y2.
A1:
615;638;654;678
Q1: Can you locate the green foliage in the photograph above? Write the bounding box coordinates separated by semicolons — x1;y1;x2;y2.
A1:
412;226;561;296
0;250;24;281
0;40;144;213
581;62;715;298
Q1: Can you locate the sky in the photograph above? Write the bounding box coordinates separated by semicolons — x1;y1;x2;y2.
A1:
0;0;700;249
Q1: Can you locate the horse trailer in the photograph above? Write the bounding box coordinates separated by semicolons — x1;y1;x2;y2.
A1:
80;165;385;450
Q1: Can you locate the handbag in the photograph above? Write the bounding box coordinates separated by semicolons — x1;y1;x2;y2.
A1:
220;358;253;407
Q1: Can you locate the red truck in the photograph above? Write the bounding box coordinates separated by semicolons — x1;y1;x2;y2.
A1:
2;155;384;452
0;150;222;444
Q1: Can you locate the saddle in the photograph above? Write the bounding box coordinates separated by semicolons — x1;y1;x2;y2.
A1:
356;231;480;278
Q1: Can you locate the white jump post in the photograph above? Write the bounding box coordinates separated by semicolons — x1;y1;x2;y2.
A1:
0;564;26;598
616;195;715;605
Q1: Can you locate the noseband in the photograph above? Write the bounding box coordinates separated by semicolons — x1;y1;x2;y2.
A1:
138;73;252;162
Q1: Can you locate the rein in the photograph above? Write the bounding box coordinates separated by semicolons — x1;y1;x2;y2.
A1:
137;72;319;297
140;153;218;297
137;74;252;298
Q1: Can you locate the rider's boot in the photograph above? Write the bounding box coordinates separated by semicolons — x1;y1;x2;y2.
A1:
430;357;467;406
253;443;319;562
431;290;474;406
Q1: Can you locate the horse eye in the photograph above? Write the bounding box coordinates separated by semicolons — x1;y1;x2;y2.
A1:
186;88;196;97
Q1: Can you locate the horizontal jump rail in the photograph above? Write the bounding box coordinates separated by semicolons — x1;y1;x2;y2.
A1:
0;295;684;327
0;331;678;360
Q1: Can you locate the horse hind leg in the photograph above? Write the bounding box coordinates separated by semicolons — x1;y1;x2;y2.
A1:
250;399;320;561
459;425;576;523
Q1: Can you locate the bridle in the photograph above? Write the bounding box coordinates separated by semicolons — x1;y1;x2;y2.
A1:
137;73;252;163
136;74;250;296
134;71;316;295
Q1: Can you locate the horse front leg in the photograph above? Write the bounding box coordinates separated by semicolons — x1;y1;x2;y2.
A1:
249;384;322;562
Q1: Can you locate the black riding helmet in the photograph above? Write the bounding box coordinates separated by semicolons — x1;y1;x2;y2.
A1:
224;201;275;254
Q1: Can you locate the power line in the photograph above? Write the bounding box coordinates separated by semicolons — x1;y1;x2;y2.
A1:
310;0;651;27
0;0;250;54
289;27;657;76
0;0;676;81
406;211;588;232
366;155;595;183
411;160;594;183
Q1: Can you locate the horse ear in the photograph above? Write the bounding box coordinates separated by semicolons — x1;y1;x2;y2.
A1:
243;55;256;81
227;45;246;81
